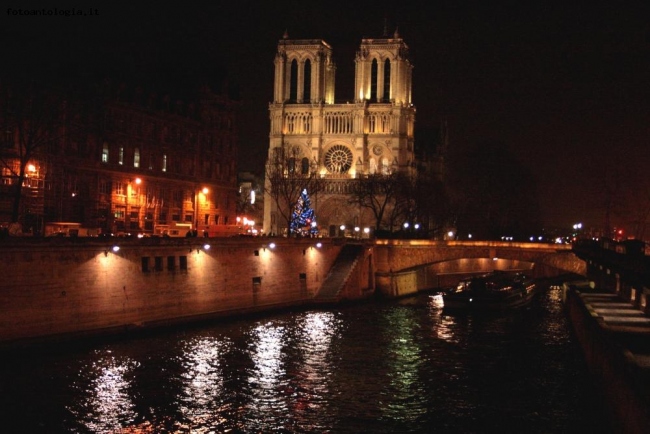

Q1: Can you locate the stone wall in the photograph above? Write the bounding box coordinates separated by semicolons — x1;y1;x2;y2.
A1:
0;238;341;345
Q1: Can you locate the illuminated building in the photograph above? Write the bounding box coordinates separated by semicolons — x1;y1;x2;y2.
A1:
0;81;239;236
263;29;416;236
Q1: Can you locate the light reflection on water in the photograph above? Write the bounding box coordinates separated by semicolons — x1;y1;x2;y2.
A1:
67;351;139;433
0;285;612;433
178;337;228;431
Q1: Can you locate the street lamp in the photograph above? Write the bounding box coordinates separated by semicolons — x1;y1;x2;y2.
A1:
195;187;209;231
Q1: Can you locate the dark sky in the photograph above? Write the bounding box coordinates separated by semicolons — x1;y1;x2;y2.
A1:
3;2;650;233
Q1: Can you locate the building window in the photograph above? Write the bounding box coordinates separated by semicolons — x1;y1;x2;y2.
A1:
370;59;378;101
115;181;124;195
383;59;391;102
324;145;353;173
99;179;111;194
162;154;167;172
179;256;187;271
289;59;298;102
102;143;109;163
303;59;311;102
381;157;390;175
167;256;175;271
119;146;124;165
134;147;140;168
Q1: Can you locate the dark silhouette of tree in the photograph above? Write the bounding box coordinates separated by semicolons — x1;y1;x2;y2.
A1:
264;144;322;235
0;81;70;232
412;171;451;238
349;173;404;231
447;140;541;240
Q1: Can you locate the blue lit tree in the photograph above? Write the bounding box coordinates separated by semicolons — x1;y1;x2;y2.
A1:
290;189;318;236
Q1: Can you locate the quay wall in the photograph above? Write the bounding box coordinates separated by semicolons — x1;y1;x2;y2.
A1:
564;288;650;434
0;238;343;346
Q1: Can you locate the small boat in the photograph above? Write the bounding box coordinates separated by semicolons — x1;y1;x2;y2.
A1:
441;270;538;310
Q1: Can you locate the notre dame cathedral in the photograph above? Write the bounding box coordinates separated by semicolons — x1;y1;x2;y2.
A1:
263;29;417;237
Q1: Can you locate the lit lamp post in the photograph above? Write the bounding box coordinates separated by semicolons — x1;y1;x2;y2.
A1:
127;177;142;233
195;187;209;232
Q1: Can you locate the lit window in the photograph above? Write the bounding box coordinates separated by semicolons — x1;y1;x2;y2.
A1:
102;143;109;163
119;147;124;165
162;154;167;172
134;147;140;168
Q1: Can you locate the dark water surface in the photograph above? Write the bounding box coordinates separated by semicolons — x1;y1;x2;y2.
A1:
0;284;613;433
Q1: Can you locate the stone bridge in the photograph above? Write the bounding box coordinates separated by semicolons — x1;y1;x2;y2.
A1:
370;240;586;297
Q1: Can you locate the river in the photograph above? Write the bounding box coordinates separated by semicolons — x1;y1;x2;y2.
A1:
0;283;613;433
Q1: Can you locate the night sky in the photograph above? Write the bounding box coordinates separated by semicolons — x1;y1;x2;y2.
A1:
3;2;649;233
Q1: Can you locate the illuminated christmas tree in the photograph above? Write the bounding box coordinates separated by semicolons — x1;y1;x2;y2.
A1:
290;189;318;236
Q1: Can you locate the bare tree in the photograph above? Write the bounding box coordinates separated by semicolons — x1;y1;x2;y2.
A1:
264;144;322;235
412;171;450;238
0;82;69;231
349;173;404;231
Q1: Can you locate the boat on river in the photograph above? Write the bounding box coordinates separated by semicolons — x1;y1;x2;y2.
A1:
441;270;538;310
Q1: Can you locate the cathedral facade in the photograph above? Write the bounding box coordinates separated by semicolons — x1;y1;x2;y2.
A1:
263;30;416;237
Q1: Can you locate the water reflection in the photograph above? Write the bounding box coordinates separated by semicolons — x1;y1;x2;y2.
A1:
381;308;427;427
68;350;138;433
2;287;612;434
178;336;229;431
292;312;339;430
244;322;288;431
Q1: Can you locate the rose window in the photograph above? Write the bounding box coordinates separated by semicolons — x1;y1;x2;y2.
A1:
324;145;353;173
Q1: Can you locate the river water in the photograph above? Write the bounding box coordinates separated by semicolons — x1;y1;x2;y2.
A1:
0;283;613;433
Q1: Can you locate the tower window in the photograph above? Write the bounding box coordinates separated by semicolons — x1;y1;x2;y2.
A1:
134;147;140;168
289;59;298;103
303;59;311;102
383;59;391;102
370;59;378;101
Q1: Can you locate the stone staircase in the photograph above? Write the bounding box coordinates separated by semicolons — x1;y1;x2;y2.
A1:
314;244;363;302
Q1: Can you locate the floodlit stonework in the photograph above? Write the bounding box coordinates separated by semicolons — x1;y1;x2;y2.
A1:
264;30;416;236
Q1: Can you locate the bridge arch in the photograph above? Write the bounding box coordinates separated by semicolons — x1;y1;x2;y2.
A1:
372;240;586;297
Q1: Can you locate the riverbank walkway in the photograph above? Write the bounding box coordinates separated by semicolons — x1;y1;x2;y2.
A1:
564;282;650;433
